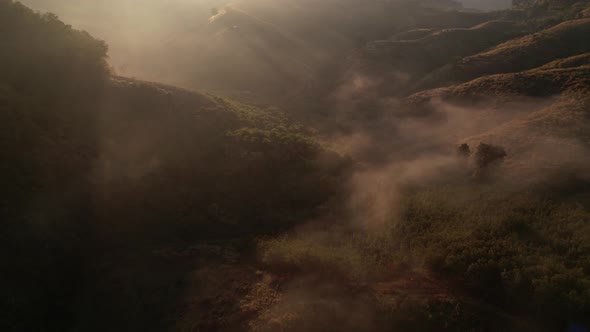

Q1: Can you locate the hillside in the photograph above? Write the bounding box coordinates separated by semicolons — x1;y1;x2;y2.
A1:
174;0;504;97
459;0;513;10
514;0;586;8
365;20;524;72
413;17;590;91
407;60;590;104
404;61;590;179
265;9;590;330
1;2;348;330
341;19;526;97
18;0;499;98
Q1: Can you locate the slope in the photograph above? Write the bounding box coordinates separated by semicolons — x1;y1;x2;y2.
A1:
413;18;590;91
340;19;526;98
405;58;590;180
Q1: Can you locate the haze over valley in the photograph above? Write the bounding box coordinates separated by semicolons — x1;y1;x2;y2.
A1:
3;0;590;331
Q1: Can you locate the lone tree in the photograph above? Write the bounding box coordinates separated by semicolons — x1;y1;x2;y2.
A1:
211;7;219;16
474;143;507;169
457;143;471;158
473;143;507;179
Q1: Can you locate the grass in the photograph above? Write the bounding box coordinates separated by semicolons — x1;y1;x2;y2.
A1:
362;19;525;76
258;232;387;281
536;53;590;70
415;18;590;90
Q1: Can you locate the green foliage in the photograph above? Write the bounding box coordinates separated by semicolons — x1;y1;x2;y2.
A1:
258;184;590;329
259;233;384;281
0;1;108;97
0;2;349;330
396;185;590;325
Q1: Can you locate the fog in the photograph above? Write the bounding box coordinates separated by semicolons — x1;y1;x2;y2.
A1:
19;0;227;84
459;0;512;10
18;0;326;91
16;0;451;96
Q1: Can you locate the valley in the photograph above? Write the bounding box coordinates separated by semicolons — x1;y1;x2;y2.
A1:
2;0;590;331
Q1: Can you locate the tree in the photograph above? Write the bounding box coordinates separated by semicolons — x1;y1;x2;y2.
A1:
473;143;507;179
457;143;471;158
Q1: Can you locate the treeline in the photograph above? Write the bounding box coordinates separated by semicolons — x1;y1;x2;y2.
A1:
1;2;109;329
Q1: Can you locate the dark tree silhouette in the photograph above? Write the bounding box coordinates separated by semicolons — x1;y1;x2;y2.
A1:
457;143;471;158
473;143;507;179
474;143;507;169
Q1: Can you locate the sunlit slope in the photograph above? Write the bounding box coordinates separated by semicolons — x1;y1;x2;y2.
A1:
407;61;590;104
342;19;525;95
365;20;524;73
414;18;590;90
536;53;590;70
405;61;590;178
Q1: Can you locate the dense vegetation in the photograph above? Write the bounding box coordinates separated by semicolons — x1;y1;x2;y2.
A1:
3;0;590;331
0;1;348;330
257;185;590;330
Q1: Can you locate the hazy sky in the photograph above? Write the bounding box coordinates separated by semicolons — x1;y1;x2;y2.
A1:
19;0;229;79
459;0;512;10
16;0;514;92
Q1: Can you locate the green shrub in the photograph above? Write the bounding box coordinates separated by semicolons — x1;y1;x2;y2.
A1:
395;185;590;325
259;233;385;281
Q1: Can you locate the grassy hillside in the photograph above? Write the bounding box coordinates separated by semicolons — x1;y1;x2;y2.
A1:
407;61;590;105
414;18;590;90
364;20;524;73
404;58;590;174
536;52;590;69
339;19;526;100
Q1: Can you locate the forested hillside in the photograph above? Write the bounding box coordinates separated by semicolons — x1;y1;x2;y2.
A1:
0;2;348;330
